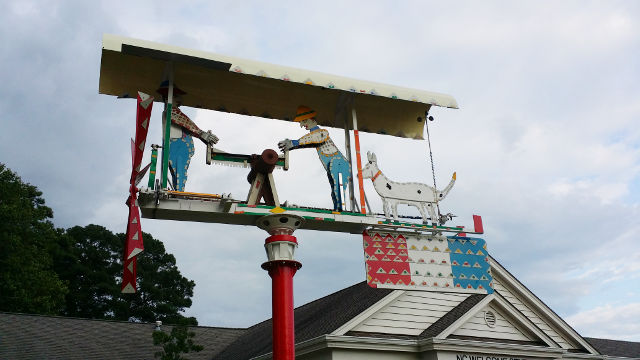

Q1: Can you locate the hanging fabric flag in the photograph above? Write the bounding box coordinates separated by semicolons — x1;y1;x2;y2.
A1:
121;91;154;293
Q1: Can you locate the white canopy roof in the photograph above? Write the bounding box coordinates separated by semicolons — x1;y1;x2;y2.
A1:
99;34;458;139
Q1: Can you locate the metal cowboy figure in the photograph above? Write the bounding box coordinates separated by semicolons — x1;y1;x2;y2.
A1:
278;106;351;211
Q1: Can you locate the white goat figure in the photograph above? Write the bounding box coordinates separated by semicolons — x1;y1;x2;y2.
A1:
362;152;456;224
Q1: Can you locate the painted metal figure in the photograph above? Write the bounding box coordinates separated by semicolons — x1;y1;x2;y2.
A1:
362;152;456;224
163;100;218;191
278;106;351;211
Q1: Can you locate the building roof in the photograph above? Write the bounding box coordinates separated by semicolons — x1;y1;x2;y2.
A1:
0;312;244;360
1;286;639;360
214;281;393;360
585;338;640;359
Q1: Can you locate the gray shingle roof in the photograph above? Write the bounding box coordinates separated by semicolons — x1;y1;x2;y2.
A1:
2;288;640;360
213;281;392;360
0;312;244;360
585;337;640;359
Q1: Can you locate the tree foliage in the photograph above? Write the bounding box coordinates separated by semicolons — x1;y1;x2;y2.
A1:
0;164;67;314
54;225;123;319
114;230;197;325
0;164;197;325
153;321;204;360
58;225;198;325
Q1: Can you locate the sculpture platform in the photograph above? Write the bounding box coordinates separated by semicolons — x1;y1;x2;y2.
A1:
137;189;483;235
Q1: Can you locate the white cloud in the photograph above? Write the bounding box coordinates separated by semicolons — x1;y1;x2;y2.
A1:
567;302;640;341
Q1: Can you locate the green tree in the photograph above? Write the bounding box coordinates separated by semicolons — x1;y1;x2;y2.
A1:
153;320;204;360
58;225;197;325
54;225;122;319
115;231;198;325
0;164;67;314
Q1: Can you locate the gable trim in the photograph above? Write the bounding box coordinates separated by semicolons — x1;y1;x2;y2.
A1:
434;293;560;348
490;257;600;355
435;294;494;340
332;289;405;335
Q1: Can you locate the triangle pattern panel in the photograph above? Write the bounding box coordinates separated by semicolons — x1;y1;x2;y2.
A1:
363;231;411;287
364;231;493;294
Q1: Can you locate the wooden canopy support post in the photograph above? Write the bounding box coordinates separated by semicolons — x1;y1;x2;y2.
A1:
351;108;367;214
161;63;174;189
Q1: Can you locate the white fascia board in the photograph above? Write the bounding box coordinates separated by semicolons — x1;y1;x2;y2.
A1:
250;335;606;360
560;354;610;360
331;290;405;335
489;257;600;355
294;335;570;359
424;338;569;358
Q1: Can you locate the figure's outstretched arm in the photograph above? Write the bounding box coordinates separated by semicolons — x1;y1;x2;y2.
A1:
278;129;329;152
171;107;219;145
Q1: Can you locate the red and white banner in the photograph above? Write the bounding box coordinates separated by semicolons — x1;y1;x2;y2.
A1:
121;92;153;293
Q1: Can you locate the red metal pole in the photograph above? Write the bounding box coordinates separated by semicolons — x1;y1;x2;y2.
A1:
264;257;299;360
258;216;304;360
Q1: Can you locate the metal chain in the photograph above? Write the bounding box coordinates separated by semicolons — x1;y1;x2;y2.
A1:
424;110;441;221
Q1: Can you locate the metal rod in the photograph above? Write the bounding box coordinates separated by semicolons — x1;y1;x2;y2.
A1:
351;108;367;214
424;109;441;218
161;63;174;189
342;111;356;212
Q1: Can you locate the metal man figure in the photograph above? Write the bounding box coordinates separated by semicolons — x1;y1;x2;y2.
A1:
278;106;351;211
158;83;218;191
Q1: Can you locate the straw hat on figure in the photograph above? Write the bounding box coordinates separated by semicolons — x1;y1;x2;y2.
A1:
278;106;351;211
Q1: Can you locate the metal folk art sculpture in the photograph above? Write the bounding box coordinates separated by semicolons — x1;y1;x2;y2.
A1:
100;34;491;360
362;152;456;224
278;106;351;212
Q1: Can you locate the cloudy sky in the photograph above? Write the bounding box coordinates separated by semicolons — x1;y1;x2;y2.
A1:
1;0;639;341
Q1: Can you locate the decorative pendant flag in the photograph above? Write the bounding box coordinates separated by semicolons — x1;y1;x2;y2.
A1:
363;230;493;294
124;198;144;260
121;91;154;293
130;92;154;183
121;256;137;293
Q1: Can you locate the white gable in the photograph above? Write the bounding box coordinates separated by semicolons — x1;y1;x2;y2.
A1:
450;303;533;341
342;291;470;336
